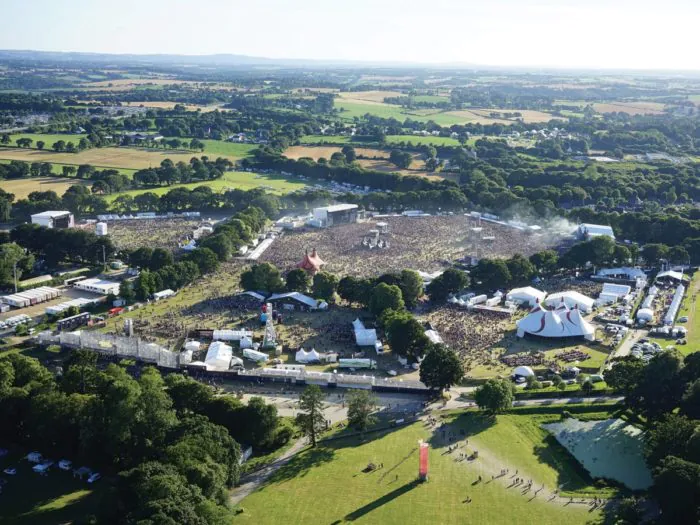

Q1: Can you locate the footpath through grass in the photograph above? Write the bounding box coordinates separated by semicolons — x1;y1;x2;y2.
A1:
234;408;612;525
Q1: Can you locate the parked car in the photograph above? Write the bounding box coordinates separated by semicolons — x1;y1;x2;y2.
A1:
87;472;101;484
3;468;16;475
678;316;688;323
58;460;72;471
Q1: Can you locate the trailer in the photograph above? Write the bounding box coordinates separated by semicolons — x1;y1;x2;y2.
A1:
338;358;377;369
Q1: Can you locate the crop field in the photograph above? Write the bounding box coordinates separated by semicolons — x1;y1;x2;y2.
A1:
0;144;248;170
335;97;559;126
592;101;666;115
298;135;352;144
103;170;307;202
198;140;257;157
0;176;90;200
385;135;463;146
233;410;612;525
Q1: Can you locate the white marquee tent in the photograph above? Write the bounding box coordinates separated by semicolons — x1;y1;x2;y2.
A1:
506;286;546;307
204;341;233;370
513;366;535;378
295;348;321;363
544;291;595;313
516;303;595;341
352;318;378;347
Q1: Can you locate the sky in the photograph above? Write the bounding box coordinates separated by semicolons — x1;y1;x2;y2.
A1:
2;0;700;70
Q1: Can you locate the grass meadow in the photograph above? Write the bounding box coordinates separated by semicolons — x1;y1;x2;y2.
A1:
233;407;616;525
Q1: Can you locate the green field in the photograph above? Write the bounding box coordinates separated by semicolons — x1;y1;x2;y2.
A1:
2;132;88;146
385;135;463;146
0;452;102;525
234;408;615;525
299;135;352;144
104;170;307;202
198;140;258;158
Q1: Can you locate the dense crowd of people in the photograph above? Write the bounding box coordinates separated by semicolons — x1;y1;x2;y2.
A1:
261;216;564;278
108;218;204;252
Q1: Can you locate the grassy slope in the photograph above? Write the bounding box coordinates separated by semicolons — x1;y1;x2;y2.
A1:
235;413;609;525
103;171;306;202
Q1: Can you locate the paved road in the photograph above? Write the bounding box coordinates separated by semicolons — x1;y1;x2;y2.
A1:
230;437;308;506
610;328;647;363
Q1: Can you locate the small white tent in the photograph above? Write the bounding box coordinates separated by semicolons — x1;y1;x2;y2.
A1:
513;366;535;378
295;348;321;363
204;341;233;370
506;287;546;307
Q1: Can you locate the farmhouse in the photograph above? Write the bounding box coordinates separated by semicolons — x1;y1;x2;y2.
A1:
30;210;74;229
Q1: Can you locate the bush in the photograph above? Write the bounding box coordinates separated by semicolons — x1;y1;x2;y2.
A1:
270;419;296;448
561;410;572;420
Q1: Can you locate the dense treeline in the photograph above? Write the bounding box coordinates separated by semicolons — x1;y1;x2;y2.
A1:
605;350;700;523
0;352;290;524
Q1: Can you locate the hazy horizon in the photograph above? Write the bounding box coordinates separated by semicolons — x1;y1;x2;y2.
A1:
2;0;700;71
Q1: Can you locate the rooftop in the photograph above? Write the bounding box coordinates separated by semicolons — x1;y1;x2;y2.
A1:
31;210;72;218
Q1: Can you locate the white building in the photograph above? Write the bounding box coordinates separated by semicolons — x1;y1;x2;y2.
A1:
74;278;121;296
31;211;74;229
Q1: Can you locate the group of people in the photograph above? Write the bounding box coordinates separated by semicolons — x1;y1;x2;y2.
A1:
109;217;202;252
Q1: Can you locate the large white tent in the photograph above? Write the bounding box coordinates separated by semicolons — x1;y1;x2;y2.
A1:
516;303;595;341
352;318;378;347
204;341;233;370
506;286;546;307
295;348;321;363
544;291;595;313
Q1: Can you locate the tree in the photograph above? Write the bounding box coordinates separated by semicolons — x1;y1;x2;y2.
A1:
505;254;535;285
605;357;645;397
312;271;338;301
474;379;514;415
368;282;404;316
52;140;66;152
471;258;511;290
297;385;326;447
150;247;174;270
286;268;311;293
425;267;470;302
580;380;594;395
529;250;559;275
419;344;464;392
630;351;684;418
389;149;412;169
346;389;377;433
645;413;698;467
240;263;284;292
681;379;700;419
341;145;356;162
184;247;219;274
199;233;234;262
652;456;700;524
383;310;429;360
642;243;670;267
397;269;424;308
119;280;135;303
613;245;631;265
36;140;45;150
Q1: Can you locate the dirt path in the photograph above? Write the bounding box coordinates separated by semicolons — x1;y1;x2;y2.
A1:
230;437;308;506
